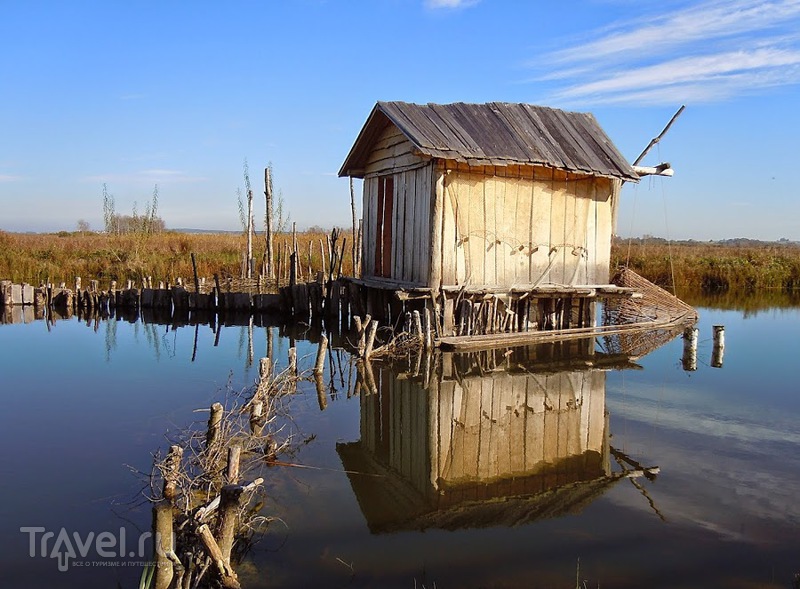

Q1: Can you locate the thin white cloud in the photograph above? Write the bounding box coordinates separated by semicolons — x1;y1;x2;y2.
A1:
0;174;22;182
552;0;800;64
526;0;800;106
425;0;479;9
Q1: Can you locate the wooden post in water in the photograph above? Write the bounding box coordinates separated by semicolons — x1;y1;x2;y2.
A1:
423;307;433;350
413;310;423;342
163;445;183;501
288;347;297;374
711;325;725;368
682;326;698;372
153;500;175;589
197;523;240;589
364;320;378;359
207;402;224;449
217;485;244;568
226;446;241;485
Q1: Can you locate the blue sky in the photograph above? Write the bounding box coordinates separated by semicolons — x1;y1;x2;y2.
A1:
1;0;798;240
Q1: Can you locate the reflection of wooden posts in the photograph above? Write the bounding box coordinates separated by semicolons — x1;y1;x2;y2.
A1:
711;325;725;368
314;335;328;375
362;359;378;395
315;373;327;410
163;445;183;501
354;315;369;357
423;307;433;350
288;347;297;374
153;501;175;589
682;326;698;371
207;403;224;448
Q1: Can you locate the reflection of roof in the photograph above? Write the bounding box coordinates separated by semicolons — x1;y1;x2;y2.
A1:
337;442;621;534
339;101;639;181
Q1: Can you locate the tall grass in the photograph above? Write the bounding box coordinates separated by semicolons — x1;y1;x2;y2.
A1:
3;230;799;294
611;241;800;293
0;230;353;288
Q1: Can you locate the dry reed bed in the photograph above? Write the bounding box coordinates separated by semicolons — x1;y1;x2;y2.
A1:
2;230;800;293
0;230;355;288
611;241;800;292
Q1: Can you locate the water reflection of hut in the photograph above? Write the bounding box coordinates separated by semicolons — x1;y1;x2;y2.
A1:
337;344;649;533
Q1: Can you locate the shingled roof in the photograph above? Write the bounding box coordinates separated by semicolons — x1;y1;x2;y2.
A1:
339;101;639;181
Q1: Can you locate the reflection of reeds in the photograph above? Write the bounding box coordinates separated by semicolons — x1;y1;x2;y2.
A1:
612;240;800;292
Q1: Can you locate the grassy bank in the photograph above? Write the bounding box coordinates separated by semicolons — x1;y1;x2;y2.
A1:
0;230;355;287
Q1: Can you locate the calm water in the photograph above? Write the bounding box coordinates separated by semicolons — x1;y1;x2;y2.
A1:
1;299;799;588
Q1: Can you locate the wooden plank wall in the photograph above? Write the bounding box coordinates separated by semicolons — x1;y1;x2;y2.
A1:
439;162;617;288
361;123;433;285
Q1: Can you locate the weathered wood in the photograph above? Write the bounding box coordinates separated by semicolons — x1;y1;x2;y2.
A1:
207;402;224;449
216;484;244;568
682;326;698;371
153;500;174;589
226;446;241;485
364;319;378;359
314;335;328;375
197;523;240;589
163;445;183;501
429;167;444;288
711;325;725;368
265;167;274;279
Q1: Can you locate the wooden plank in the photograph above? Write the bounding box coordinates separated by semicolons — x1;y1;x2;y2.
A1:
530;168;553;284
510;168;528;284
417;164;432;285
393;172;406;280
363;177;376;279
549;171;568;284
441;168;457;285
429;165;444;288
365;151;426;176
586;178;599;285
594;177;614;284
483;170;496;286
572;178;592;285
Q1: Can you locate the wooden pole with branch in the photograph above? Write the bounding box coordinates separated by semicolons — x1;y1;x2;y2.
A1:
264;166;274;279
350;176;358;277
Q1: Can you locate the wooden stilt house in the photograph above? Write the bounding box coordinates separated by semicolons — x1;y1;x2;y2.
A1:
339;101;647;339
